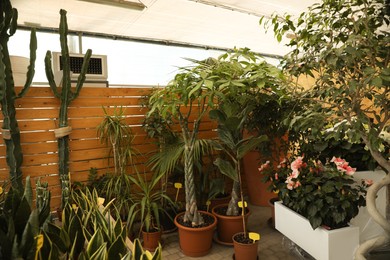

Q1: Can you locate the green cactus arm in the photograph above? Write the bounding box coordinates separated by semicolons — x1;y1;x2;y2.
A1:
71;49;92;101
44;51;61;98
17;28;37;98
8;8;17;37
59;9;71;82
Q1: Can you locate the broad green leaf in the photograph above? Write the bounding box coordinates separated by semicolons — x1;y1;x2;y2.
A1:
214;158;238;182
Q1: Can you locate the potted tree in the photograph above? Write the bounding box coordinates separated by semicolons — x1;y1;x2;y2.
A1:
127;170;176;252
261;0;390;258
211;99;267;246
147;58;219;257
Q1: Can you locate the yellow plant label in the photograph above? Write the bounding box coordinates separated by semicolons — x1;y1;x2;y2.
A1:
97;197;105;206
174;183;182;189
238;201;247;208
249;232;260;242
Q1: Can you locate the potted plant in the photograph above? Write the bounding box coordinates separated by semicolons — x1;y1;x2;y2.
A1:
261;0;389;257
259;156;371;259
127;171;176;252
96;106;138;222
147;57;219;257
210;99;267;246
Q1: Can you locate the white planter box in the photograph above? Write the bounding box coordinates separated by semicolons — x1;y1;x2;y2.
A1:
275;201;359;260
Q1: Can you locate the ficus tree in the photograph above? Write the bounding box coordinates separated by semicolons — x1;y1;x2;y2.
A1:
261;0;389;258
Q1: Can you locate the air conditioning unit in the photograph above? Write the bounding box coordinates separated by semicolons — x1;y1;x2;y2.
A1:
51;52;108;83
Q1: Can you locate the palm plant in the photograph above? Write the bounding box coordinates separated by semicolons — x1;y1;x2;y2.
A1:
127;171;176;233
97;106;138;220
211;100;267;216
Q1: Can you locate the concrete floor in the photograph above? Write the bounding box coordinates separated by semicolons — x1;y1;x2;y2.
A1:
161;203;306;259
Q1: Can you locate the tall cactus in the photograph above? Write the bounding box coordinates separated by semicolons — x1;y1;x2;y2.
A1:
44;9;92;208
0;0;37;191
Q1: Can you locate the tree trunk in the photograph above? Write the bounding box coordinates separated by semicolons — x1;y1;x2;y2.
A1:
355;174;390;259
183;143;204;226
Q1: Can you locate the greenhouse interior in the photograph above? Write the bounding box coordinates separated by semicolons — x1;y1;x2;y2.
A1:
0;0;389;259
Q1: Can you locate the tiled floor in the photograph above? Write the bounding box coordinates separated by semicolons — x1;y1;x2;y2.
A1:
161;203;305;259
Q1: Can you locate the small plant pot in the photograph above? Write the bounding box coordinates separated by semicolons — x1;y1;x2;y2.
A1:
142;229;162;252
232;232;259;260
212;204;251;245
174;211;217;257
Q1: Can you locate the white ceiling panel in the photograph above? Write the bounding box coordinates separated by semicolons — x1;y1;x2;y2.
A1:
12;0;320;56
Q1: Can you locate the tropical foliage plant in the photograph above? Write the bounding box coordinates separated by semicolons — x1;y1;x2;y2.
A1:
127;171;176;233
41;189;131;260
97;106;138;220
147;59;219;226
0;177;51;260
260;0;389;257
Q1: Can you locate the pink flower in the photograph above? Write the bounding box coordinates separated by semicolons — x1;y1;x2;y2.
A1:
291;169;300;178
286;176;301;190
331;157;356;175
258;161;270;172
274;173;279;180
330;157;345;166
364;179;373;186
286;179;295;190
291;156;304;171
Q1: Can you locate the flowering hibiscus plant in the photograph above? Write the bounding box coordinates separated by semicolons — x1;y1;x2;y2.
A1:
259;156;372;230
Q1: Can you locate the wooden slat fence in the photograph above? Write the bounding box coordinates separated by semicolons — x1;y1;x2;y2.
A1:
0;86;218;210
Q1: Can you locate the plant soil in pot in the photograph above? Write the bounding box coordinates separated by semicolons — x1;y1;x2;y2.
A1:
212;204;250;245
232;232;259;260
142;228;162;252
174;210;217;257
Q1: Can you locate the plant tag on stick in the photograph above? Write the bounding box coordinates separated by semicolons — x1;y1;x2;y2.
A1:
206;200;211;212
249;232;260;243
238;201;247;208
174;182;182;202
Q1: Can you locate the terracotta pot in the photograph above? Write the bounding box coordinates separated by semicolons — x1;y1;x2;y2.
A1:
174;210;217;257
212;204;251;245
232;232;259;260
142;229;162;252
